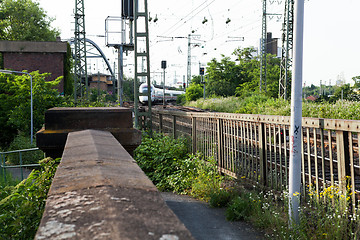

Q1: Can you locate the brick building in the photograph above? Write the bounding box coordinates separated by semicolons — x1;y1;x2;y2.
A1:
0;40;68;93
89;74;114;93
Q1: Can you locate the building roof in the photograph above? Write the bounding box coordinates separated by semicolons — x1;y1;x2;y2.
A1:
0;40;67;53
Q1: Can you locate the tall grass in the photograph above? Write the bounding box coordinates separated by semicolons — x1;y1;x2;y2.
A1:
187;95;360;120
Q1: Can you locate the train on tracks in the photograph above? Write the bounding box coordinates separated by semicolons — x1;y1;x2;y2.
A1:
139;83;185;104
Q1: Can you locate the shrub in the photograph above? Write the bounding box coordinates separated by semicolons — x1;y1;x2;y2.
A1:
0;157;60;239
226;194;255;221
134;132;225;201
176;94;186;105
209;188;234;208
6;133;44;165
190;156;223;201
185;84;203;102
134;132;189;191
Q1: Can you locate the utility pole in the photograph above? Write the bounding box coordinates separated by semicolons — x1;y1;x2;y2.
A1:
288;0;305;226
279;0;294;100
187;34;192;86
186;34;203;87
74;0;88;101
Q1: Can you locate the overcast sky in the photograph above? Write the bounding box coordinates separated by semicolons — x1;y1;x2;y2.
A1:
36;0;360;87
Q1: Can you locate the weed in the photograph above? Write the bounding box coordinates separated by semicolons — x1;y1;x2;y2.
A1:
209;188;234;208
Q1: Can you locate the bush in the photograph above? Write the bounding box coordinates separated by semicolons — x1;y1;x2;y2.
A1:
134;132;225;201
176;94;186;105
6;133;44;165
0;157;60;239
209;188;235;208
226;195;254;221
185;84;203;102
134;132;189;191
189;156;223;201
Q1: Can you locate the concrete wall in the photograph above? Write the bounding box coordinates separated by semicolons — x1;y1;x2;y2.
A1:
35;129;194;240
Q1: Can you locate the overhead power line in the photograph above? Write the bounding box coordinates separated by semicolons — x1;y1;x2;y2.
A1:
158;0;216;38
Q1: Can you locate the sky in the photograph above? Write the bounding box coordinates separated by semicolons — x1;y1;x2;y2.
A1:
36;0;360;87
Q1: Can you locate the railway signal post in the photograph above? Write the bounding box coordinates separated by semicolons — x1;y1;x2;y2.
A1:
200;67;205;99
161;60;167;107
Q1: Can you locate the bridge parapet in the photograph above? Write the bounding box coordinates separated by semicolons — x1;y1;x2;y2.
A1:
35;129;193;239
36;107;141;158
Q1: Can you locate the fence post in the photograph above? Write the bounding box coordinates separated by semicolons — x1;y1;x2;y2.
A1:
172;115;177;139
336;130;351;195
217;118;223;171
2;153;6;182
19;152;23;180
192;117;196;153
159;114;163;133
259;122;267;186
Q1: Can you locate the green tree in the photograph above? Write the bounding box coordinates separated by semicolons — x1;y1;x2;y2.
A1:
0;0;60;41
0;71;63;147
206;55;243;97
123;77;134;102
333;83;354;100
233;47;281;98
63;43;74;95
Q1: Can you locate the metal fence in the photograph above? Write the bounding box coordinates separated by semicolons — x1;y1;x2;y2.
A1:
151;109;360;203
1;148;42;181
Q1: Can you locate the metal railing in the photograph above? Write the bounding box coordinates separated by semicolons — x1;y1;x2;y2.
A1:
151;109;360;204
1;148;42;181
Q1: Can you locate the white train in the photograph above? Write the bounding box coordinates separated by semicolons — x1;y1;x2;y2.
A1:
139;83;185;104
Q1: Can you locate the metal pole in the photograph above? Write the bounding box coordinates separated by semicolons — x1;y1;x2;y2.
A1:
163;69;166;107
30;74;33;145
288;0;305;226
203;76;205;99
97;71;100;100
118;45;124;106
0;70;33;144
187;34;191;86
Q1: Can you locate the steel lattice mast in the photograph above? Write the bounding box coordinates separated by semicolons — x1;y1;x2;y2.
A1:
279;0;294;100
260;0;267;92
134;0;152;129
74;0;88;100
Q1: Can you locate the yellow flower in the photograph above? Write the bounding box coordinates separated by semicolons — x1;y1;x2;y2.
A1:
293;192;300;197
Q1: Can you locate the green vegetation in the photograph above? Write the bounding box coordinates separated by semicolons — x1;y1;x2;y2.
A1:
0;71;63;148
209;181;360;239
5;133;44;165
63;43;74;96
0;157;60;240
180;45;360;120
185;83;203;102
134;132;224;200
187;94;360;120
0;0;60;41
135;131;360;239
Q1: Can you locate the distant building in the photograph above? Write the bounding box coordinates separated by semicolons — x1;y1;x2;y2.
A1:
89;74;114;93
0;40;68;93
266;32;278;56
